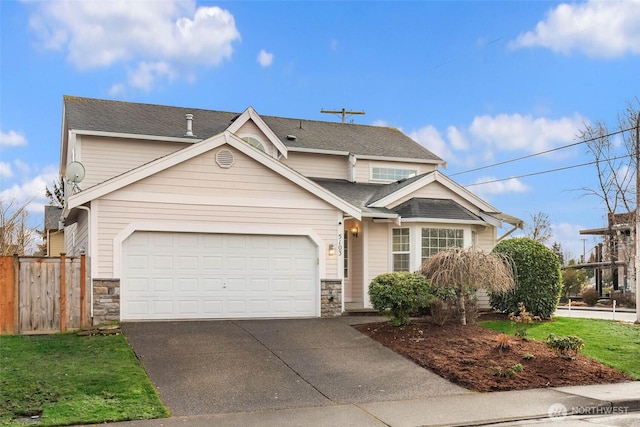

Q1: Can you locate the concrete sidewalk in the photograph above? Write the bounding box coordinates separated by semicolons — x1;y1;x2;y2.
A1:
79;381;640;427
554;306;638;323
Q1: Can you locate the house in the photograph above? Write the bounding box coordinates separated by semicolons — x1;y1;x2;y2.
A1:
579;211;636;295
59;96;522;324
43;205;64;257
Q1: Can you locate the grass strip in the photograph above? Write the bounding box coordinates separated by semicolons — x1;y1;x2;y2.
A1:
0;332;168;426
480;317;640;380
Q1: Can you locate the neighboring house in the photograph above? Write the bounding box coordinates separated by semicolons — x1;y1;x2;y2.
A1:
60;96;522;324
579;211;636;295
44;205;64;257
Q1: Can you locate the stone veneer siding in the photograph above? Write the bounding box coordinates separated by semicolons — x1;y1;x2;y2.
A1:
92;278;120;325
91;278;342;322
320;279;342;317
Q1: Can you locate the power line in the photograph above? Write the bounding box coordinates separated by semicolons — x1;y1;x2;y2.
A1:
450;125;636;177
463;153;634;188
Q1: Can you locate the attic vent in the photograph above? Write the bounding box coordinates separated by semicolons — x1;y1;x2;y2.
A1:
185;113;195;136
286;135;297;140
216;149;235;168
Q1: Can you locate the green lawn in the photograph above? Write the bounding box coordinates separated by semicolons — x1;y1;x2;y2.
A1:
0;332;168;426
480;317;640;380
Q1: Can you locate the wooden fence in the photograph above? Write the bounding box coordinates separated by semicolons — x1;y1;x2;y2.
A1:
0;254;88;335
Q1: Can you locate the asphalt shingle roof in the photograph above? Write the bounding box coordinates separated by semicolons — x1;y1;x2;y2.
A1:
310;179;396;215
44;206;63;230
392;198;482;221
63;96;443;162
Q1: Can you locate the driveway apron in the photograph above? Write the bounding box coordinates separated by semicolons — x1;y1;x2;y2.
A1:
122;319;468;416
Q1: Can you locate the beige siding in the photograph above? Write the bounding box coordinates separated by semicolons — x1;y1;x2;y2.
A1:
281;152;349;180
64;211;88;257
47;232;65;257
366;221;390;287
354;159;437;183
94;146;341;278
78;135;189;188
476;226;496;252
390;181;480;213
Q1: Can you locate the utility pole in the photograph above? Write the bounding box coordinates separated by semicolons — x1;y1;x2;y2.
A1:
635;111;640;323
320;108;365;123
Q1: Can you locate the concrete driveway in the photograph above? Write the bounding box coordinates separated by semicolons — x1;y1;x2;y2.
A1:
122;318;469;416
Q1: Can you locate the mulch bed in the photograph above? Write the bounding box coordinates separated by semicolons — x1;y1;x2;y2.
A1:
352;314;630;392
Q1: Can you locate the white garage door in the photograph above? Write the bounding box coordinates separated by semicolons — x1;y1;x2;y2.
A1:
121;231;318;320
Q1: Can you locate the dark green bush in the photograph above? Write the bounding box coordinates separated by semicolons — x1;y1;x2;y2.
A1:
580;287;600;306
369;272;431;326
490;238;562;319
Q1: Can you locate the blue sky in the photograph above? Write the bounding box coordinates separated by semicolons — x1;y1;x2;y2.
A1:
1;0;640;259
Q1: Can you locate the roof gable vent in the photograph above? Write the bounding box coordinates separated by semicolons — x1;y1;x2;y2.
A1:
216;148;235;168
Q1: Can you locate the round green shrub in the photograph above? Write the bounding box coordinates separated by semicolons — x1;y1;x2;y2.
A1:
489;238;562;319
369;272;431;326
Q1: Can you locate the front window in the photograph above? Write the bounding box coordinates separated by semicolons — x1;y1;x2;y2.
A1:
392;228;410;271
371;167;417;182
421;228;464;263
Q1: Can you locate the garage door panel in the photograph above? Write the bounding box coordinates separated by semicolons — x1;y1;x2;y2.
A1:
178;300;199;314
122;232;319;320
152;255;174;269
202;278;223;292
154;278;174;292
128;278;149;292
203;299;223;314
177;278;198;292
152;233;175;248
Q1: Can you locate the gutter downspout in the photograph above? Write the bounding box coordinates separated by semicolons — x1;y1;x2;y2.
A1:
75;205;92;320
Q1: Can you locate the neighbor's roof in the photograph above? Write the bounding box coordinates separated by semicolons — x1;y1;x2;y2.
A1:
62;96;444;163
44;205;63;230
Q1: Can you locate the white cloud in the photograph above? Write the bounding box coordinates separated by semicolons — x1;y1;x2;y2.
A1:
13;159;31;176
447;126;469;151
0;165;59;214
466;176;530;199
551;222;588;261
29;0;240;91
409;125;453;161
509;0;640;58
0;130;27;147
127;61;177;92
0;162;12;178
469;113;586;155
257;49;274;67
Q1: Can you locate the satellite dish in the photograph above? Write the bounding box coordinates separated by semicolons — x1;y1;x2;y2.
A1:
66;161;85;193
66;161;85;184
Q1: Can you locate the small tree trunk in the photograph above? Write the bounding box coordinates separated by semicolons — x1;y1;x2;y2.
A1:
458;293;467;326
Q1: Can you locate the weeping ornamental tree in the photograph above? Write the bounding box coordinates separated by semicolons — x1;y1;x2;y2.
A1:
420;248;516;326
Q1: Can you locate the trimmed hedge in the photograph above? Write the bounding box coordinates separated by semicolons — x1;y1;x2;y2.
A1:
490;238;562;319
369;272;431;326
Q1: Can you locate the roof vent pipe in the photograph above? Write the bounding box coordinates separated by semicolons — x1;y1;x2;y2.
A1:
185;113;194;136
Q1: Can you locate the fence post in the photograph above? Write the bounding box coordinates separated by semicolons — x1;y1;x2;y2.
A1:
60;253;66;332
80;254;86;328
0;256;17;334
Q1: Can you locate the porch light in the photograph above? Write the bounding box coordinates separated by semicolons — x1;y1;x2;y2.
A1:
328;244;336;256
351;226;359;237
